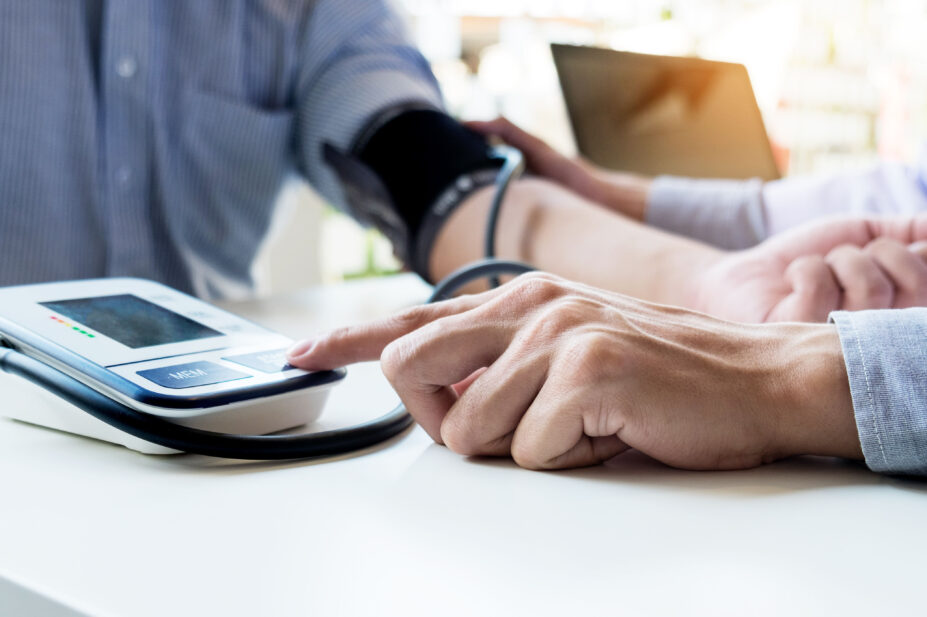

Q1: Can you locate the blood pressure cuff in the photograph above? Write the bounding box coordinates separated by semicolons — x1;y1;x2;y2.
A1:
324;107;502;281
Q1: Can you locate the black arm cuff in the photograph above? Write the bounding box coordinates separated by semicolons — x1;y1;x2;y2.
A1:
323;109;501;281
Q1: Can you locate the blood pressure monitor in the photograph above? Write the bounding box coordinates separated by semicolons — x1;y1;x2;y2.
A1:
0;147;528;461
0;278;346;455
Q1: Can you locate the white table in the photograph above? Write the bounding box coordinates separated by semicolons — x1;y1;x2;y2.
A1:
2;275;927;617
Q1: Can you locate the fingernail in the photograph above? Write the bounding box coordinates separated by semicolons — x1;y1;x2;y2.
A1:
909;241;927;254
287;338;315;360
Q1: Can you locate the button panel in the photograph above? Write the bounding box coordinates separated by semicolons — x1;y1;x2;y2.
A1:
137;361;249;389
223;348;293;374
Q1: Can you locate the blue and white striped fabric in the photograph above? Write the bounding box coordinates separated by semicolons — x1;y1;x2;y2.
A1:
0;0;442;298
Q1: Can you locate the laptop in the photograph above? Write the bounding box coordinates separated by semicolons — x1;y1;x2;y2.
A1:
551;44;780;180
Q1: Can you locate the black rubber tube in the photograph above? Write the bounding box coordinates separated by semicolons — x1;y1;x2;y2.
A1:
0;346;412;459
484;146;525;288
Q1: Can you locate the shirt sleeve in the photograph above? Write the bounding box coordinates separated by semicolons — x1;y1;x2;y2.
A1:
829;308;927;476
646;176;767;249
646;146;927;249
293;0;444;212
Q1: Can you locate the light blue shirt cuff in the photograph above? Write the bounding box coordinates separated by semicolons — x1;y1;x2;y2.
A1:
646;176;768;249
830;308;927;475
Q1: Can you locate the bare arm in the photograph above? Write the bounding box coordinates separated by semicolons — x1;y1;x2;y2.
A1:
467;118;653;221
428;177;717;307
430;177;927;323
469;118;927;252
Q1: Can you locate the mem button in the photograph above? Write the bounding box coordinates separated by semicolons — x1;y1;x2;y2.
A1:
138;361;249;389
223;348;293;374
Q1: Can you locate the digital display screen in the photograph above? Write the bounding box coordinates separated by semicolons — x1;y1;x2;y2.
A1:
40;294;223;349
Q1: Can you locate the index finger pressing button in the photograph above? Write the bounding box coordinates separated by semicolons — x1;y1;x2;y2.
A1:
224;349;295;374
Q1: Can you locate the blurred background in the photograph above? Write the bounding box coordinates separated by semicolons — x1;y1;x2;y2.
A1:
256;0;927;292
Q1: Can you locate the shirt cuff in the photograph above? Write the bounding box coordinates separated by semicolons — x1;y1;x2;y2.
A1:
830;308;927;475
646;176;768;249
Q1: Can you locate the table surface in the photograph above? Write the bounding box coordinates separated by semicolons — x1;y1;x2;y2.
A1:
2;275;927;617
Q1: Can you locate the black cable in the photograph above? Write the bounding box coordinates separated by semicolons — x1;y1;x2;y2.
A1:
0;347;410;459
428;259;536;303
484;146;526;288
0;149;535;460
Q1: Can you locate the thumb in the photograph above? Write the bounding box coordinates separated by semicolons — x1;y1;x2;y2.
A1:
909;240;927;260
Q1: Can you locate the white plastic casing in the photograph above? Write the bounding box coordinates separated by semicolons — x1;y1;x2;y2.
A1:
0;278;345;454
0;372;334;454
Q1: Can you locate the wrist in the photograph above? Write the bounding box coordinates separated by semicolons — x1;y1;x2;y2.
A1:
659;240;726;309
592;172;653;221
766;324;862;461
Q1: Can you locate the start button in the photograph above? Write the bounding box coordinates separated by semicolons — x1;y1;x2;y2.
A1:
138;361;249;389
223;348;293;374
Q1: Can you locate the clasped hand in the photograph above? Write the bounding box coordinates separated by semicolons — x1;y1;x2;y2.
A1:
692;216;927;322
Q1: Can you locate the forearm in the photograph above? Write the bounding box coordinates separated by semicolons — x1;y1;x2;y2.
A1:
429;177;722;306
587;169;653;221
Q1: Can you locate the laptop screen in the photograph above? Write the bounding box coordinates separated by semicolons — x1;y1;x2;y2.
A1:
552;44;779;180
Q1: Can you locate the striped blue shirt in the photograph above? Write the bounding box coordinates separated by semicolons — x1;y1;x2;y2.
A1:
0;0;442;298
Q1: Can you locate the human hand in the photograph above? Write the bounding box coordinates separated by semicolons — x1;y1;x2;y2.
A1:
467;117;653;221
690;215;927;322
287;273;860;470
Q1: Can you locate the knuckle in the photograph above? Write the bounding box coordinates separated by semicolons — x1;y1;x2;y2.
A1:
509;272;564;303
521;296;595;343
387;305;429;331
788;255;836;291
864;236;898;255
556;332;616;382
516;271;560;285
790;254;827;273
860;276;893;301
439;420;467;454
510;440;546;470
825;244;860;262
440;420;482;457
785;256;815;282
379;338;411;384
542;296;593;327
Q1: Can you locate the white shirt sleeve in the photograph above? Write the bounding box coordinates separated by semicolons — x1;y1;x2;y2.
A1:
646;176;767;249
645;146;927;249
